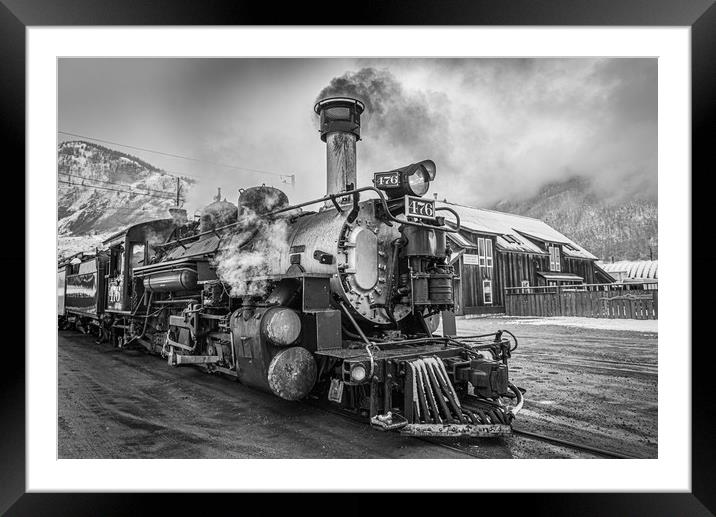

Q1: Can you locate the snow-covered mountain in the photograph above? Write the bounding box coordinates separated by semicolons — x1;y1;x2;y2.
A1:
493;177;657;261
57;141;193;259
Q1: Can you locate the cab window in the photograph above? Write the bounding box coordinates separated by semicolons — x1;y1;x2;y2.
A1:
130;242;146;269
110;245;124;276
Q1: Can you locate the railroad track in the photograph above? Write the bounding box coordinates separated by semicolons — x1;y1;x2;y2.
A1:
511;428;637;459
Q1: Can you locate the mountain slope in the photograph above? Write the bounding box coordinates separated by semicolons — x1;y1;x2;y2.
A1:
493;177;657;261
57;141;193;258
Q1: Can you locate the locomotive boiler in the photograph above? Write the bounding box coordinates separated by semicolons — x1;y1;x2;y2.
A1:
60;97;524;437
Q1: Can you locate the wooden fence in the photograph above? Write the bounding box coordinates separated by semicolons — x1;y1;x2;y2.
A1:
505;283;658;320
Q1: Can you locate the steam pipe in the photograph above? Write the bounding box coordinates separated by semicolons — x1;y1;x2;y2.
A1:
338;301;377;378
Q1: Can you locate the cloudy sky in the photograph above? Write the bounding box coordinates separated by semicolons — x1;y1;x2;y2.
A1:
59;58;657;213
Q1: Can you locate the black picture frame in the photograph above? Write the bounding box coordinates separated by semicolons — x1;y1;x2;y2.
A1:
3;0;712;514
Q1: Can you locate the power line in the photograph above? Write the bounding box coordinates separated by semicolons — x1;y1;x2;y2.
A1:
58;179;178;201
59;172;178;197
58;130;290;178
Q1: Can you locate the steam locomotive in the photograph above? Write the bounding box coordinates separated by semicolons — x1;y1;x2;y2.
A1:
57;97;524;437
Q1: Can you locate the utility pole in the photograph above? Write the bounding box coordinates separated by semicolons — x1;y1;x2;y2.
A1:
175;178;182;206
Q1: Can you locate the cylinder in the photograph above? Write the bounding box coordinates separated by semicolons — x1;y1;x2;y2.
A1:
143;269;198;292
261;307;301;346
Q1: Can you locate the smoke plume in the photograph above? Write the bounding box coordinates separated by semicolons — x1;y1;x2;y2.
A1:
315;60;657;207
316;67;454;186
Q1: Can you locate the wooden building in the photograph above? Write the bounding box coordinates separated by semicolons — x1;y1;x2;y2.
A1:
438;201;613;315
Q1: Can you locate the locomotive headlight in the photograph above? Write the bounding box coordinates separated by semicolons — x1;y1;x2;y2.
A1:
350;364;367;383
373;159;436;200
408;166;430;196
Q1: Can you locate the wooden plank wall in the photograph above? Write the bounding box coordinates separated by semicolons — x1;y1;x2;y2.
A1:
505;288;658;320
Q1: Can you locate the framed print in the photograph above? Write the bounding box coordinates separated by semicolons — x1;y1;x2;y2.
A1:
4;0;714;514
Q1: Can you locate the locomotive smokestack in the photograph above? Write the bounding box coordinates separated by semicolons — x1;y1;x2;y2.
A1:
314;97;365;203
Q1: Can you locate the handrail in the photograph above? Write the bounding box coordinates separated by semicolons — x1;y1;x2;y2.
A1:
157;186;461;249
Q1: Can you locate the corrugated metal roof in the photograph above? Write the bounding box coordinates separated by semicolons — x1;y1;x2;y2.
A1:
438;201;596;260
598;260;658;281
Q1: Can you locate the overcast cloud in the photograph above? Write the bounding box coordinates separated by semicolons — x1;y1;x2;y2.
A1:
59;58;656;212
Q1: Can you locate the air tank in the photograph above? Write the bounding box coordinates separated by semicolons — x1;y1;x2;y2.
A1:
143;269;198;292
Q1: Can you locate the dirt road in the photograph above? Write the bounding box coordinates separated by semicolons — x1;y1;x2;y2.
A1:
58;315;657;459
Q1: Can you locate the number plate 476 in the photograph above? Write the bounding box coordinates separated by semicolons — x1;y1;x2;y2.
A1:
405;195;436;220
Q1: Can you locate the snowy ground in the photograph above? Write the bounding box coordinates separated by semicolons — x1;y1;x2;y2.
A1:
444;315;658;458
447;314;657;334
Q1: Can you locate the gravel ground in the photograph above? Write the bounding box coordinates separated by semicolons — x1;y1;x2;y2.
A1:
58;315;657;459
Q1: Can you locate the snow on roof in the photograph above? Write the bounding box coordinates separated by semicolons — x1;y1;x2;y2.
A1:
447;232;476;248
597;260;658;281
438;201;596;259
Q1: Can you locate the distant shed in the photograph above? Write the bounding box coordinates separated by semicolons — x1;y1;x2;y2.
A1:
598;260;658;288
438;201;611;315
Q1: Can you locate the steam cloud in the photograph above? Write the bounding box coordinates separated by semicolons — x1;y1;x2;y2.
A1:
213;209;290;298
315;60;657;206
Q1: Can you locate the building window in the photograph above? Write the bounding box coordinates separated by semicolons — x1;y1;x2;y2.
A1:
485;239;493;268
483;279;493;304
549;245;561;272
477;238;486;267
